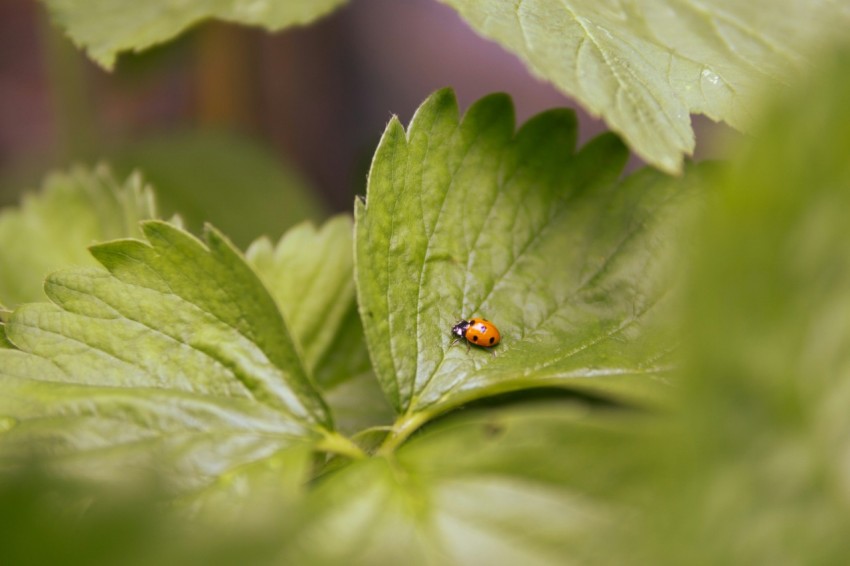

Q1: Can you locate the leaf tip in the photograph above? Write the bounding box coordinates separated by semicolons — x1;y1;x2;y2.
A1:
408;88;459;132
139;219;179;240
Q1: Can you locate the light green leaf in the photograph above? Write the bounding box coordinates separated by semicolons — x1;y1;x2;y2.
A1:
287;403;634;565
111;131;324;248
0;166;157;307
634;44;850;564
0;221;339;493
246;216;368;387
43;0;348;69
246;216;387;435
0;466;307;565
356;89;703;427
440;0;850;172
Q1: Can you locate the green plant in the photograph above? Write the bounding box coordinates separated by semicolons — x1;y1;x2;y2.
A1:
2;2;850;564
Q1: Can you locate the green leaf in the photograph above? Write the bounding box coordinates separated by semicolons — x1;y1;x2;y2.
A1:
111;131;324;248
43;0;348;69
287;402;635;565
637;44;850;564
0;466;306;566
246;216;368;387
0;221;339;493
0;166;158;307
440;0;850;172
246;216;388;435
355;89;703;428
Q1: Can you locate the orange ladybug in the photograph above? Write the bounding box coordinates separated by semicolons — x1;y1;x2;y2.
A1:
451;318;501;349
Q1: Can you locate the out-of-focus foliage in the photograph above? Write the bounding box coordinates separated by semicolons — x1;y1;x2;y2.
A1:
0;166;157;306
41;0;850;173
629;43;850;565
281;401;637;566
0;466;300;566
42;0;348;68
440;0;850;172
111;131;323;249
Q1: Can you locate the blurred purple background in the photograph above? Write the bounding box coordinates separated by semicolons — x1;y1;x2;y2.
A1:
0;0;727;216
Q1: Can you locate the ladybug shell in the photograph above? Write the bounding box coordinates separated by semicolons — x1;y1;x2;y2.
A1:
462;318;500;348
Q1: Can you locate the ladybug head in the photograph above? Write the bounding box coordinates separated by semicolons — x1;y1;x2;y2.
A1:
451;320;470;338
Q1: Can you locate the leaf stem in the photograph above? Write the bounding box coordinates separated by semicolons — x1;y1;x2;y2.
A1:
317;430;366;460
377;410;433;455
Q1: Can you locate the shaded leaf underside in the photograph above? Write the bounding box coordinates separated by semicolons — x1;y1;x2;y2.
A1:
44;0;348;69
441;0;850;172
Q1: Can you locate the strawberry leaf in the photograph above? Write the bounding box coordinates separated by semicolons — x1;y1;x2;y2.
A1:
0;166;158;307
356;89;704;427
43;0;348;69
440;0;849;172
0;221;339;495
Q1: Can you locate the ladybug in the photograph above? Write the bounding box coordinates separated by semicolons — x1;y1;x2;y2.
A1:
451;318;501;349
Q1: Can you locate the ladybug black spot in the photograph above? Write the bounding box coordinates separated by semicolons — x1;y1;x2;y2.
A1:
469;319;477;325
489;337;495;344
472;335;479;342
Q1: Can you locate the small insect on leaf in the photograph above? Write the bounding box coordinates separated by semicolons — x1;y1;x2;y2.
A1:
451;318;501;350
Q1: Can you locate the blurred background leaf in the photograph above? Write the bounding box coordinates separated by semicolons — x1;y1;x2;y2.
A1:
110;131;324;248
41;0;348;69
606;43;850;565
0;166;158;306
439;0;850;173
0;464;302;566
2;0;744;232
282;400;638;565
30;0;850;176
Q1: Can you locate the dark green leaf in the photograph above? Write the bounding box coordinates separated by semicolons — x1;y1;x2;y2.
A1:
111;131;323;248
